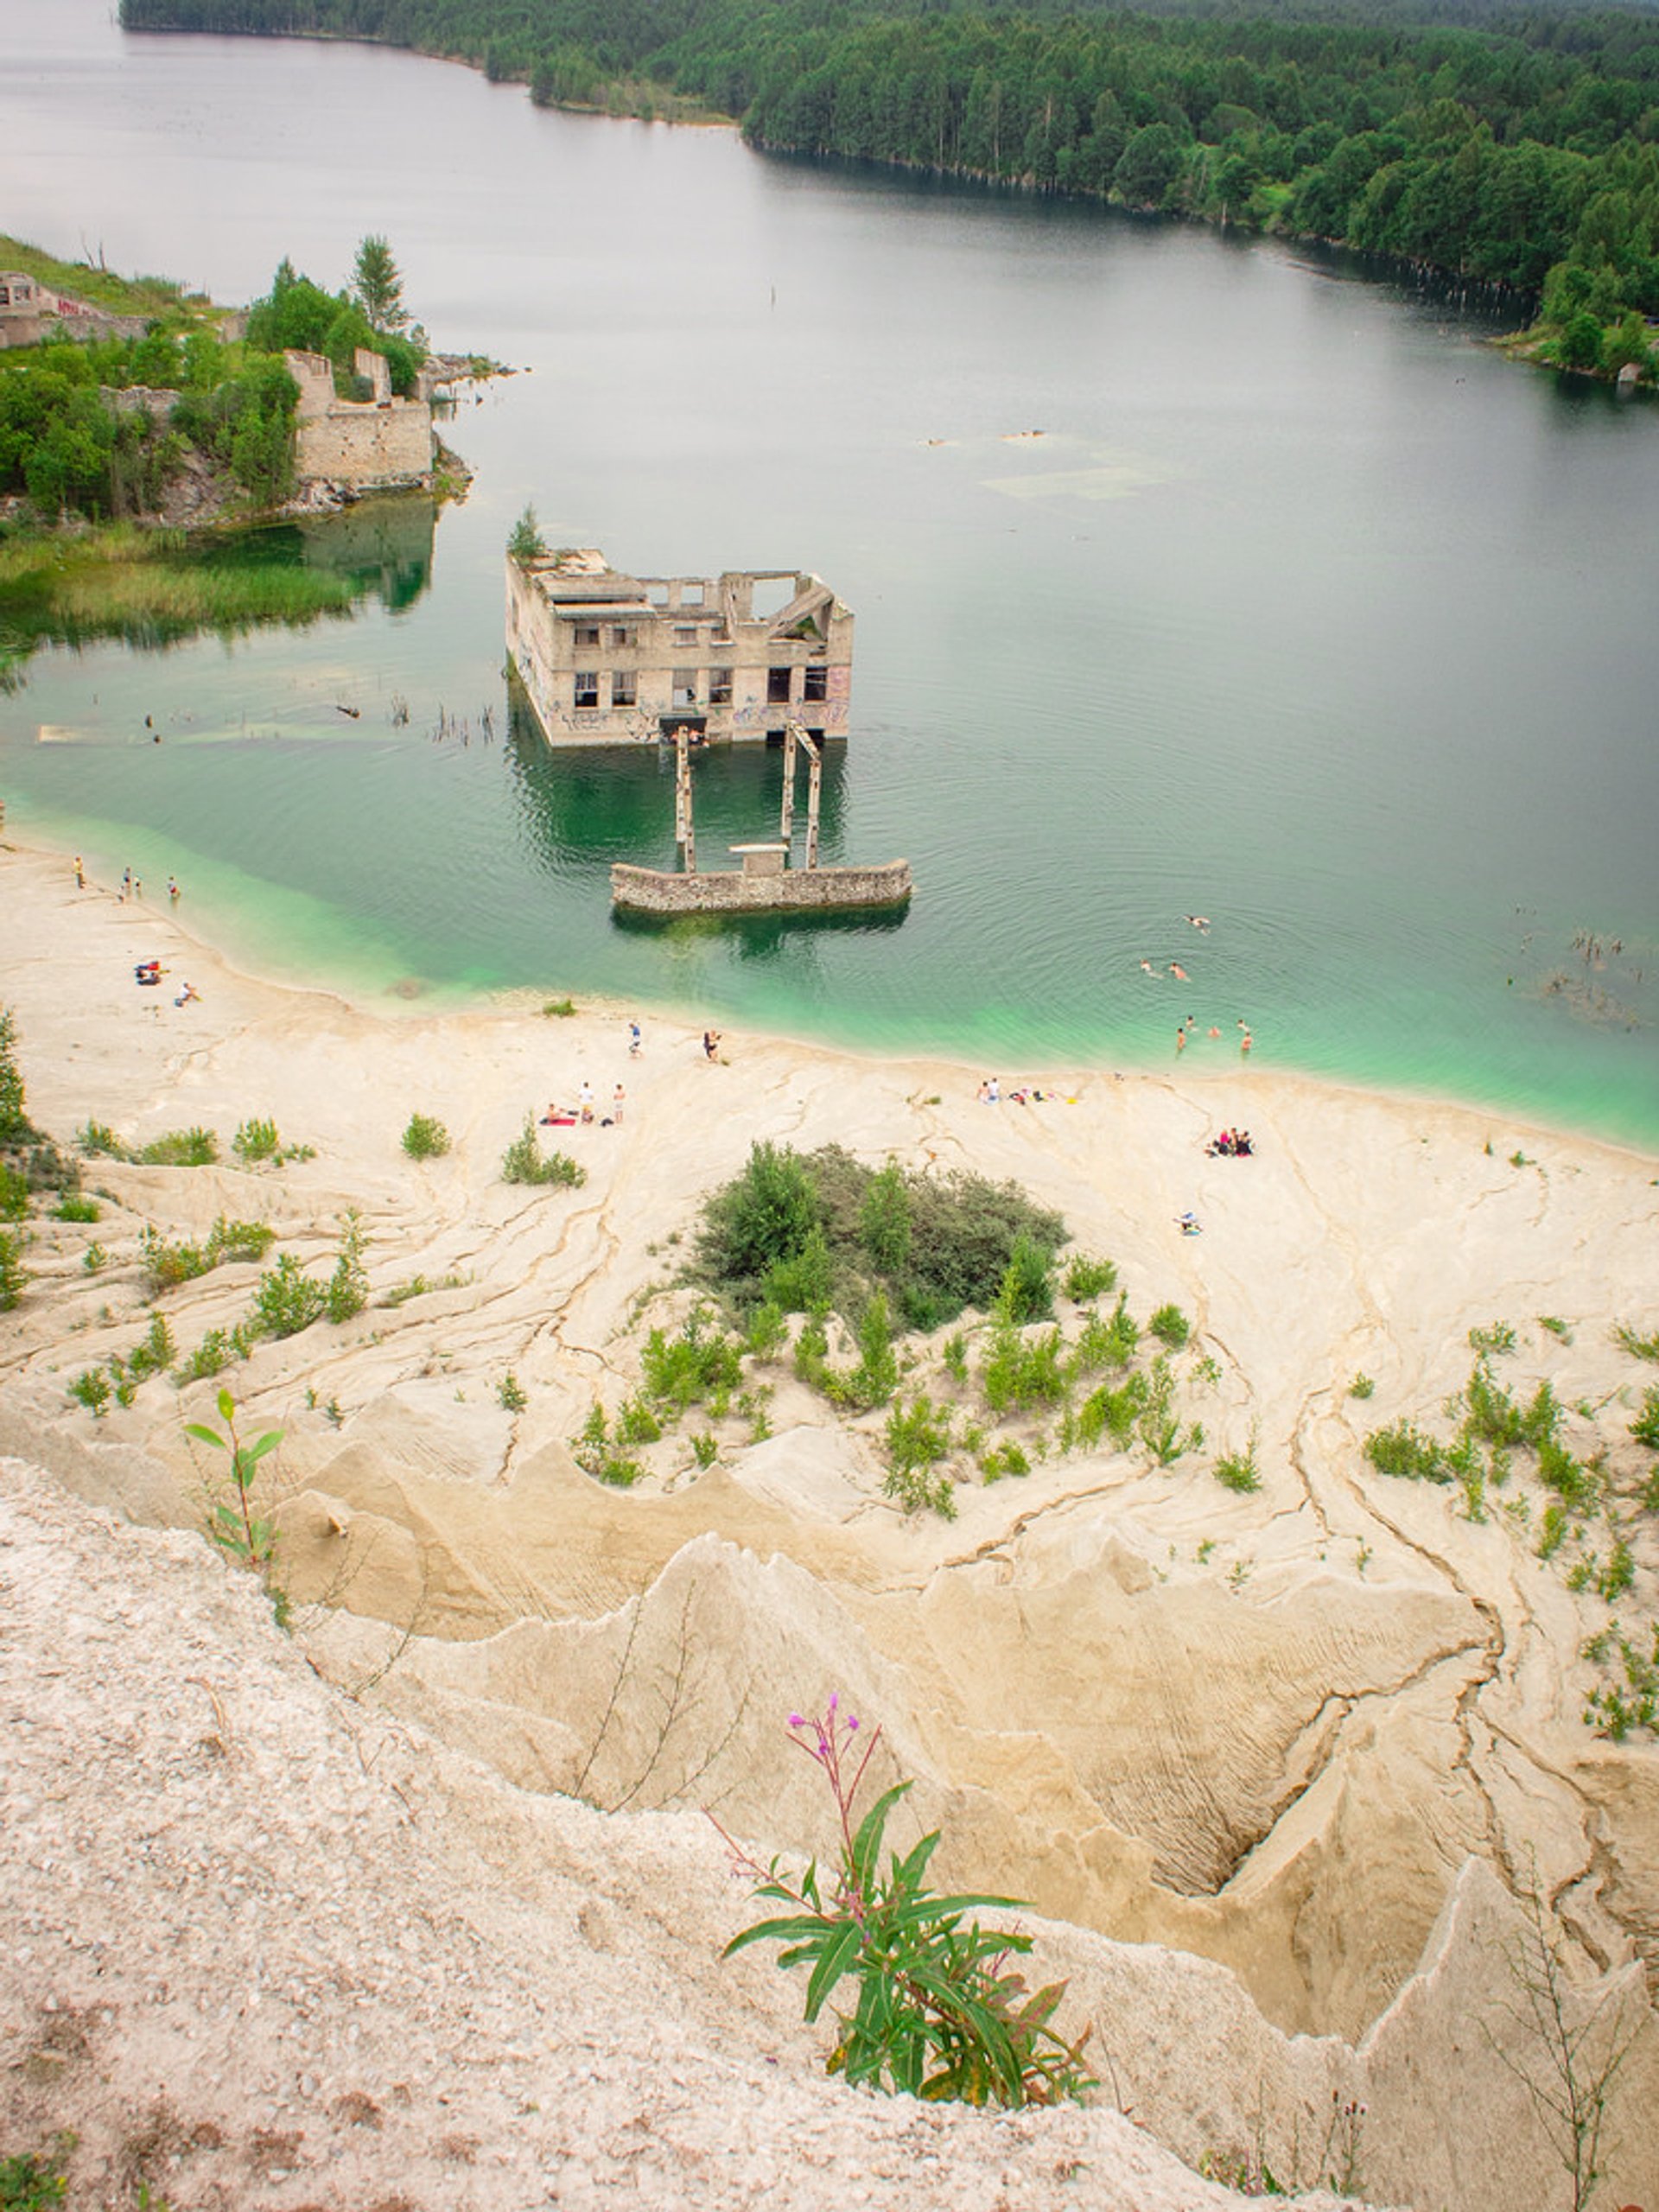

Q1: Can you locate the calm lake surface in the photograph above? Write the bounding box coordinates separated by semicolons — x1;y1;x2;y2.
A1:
3;0;1658;1146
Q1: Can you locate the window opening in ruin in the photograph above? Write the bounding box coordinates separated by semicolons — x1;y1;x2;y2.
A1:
803;664;828;702
575;672;601;709
709;669;734;706
671;669;699;708
575;625;601;647
682;581;706;605
767;667;793;704
647;582;669;605
611;672;637;708
673;626;698;646
610;626;639;650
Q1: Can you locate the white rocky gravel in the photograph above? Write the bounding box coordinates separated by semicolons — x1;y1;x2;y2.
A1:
0;1456;1369;2211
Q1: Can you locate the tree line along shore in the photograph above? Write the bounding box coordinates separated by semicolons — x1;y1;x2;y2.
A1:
119;0;1659;389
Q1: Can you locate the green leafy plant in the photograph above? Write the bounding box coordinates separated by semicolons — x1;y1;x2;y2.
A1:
1062;1253;1117;1302
79;1119;135;1160
1469;1319;1517;1357
508;503;548;563
324;1209;369;1324
720;1701;1092;2107
232;1116;282;1164
569;1403;644;1487
497;1371;528;1413
995;1233;1054;1326
540;997;576;1017
641;1304;744;1410
691;1430;719;1469
1148;1302;1191;1350
67;1365;111;1416
82;1240;106;1274
0;2146;69;2209
0;1161;29;1222
884;1392;954;1504
1614;1323;1659;1363
402;1111;450;1159
1365;1418;1452;1483
139;1215;274;1294
139;1126;219;1166
979;1440;1030;1481
1349;1372;1376;1400
0;1007;32;1144
184;1387;283;1582
743;1299;787;1358
1630;1386;1659;1452
252;1252;326;1338
53;1191;100;1223
1215;1430;1262;1494
501;1114;586;1187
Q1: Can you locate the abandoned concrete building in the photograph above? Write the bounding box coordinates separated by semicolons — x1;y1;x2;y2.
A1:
283;347;435;492
505;547;854;745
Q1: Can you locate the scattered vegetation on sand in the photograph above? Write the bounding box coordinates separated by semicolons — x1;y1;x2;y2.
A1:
1363;1325;1659;1738
719;1699;1094;2107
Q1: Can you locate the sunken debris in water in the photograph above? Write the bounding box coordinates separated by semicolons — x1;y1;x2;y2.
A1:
505;547;854;747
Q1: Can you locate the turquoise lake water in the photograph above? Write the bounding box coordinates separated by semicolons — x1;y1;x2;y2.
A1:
2;0;1656;1147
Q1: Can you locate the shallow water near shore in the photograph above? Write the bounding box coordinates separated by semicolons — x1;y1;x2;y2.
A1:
2;0;1657;1146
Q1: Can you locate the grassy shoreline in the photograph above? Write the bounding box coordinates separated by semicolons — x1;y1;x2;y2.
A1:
0;520;367;686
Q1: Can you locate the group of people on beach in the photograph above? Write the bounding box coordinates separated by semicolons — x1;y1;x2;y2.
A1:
1205;1127;1253;1158
543;1078;626;1128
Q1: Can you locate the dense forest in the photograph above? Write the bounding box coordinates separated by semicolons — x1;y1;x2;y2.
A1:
119;0;1659;376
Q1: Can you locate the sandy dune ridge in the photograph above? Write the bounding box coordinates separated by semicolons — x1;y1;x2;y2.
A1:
2;836;1656;2210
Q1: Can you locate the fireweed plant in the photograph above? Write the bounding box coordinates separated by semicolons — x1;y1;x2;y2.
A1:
717;1699;1094;2107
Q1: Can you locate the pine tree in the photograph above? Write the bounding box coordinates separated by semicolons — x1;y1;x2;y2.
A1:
352;236;407;333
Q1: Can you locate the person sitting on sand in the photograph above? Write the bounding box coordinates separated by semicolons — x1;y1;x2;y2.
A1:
174;981;199;1007
579;1080;594;1123
703;1030;721;1062
1178;1211;1202;1235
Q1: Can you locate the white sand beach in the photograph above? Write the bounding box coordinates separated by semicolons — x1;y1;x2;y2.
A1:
2;833;1656;2211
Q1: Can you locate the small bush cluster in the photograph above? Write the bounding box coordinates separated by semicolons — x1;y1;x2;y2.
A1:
570;1403;645;1488
697;1141;1065;1334
501;1114;585;1188
402;1111;450;1159
68;1313;176;1414
140;1214;274;1294
230;1116;313;1166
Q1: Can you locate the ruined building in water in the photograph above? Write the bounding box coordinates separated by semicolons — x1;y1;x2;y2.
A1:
505;548;854;745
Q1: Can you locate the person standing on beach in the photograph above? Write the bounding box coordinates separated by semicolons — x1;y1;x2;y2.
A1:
628;1020;641;1058
579;1079;594;1123
73;855;86;889
121;868;130;899
703;1030;721;1062
613;1083;626;1125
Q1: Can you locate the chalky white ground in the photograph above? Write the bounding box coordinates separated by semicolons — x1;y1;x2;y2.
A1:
2;838;1656;2209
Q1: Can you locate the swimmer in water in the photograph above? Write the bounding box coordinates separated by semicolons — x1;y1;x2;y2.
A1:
1185;915;1211;931
1170;963;1189;982
1139;960;1156;974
